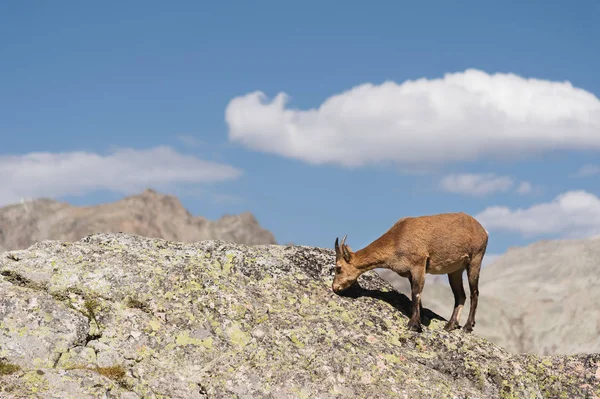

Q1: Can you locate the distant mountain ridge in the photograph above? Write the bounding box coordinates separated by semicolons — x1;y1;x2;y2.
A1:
0;188;276;252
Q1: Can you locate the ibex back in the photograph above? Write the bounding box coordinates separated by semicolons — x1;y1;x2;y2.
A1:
332;212;488;333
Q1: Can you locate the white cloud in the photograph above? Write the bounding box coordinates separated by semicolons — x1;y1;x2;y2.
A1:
574;164;600;177
225;68;600;168
475;190;600;238
439;173;514;196
0;146;242;206
516;181;533;195
439;173;535;197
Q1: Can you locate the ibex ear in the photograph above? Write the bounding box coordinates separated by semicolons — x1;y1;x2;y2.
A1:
334;237;340;257
343;246;351;262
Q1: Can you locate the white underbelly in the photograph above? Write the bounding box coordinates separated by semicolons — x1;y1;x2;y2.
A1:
426;256;469;275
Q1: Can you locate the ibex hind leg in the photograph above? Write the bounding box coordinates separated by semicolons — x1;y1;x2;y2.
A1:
444;269;466;331
463;251;484;333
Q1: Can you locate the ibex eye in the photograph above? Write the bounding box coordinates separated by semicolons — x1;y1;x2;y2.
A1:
335;266;342;273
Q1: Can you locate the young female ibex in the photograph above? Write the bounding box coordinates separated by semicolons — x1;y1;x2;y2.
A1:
332;212;488;333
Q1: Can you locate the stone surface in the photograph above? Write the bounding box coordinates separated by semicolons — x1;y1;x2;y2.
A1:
1;233;599;398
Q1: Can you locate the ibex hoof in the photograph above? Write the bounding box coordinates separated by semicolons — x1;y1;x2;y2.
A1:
443;321;460;331
407;321;423;333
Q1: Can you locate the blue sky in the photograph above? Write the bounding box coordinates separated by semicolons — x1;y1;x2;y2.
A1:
1;1;599;263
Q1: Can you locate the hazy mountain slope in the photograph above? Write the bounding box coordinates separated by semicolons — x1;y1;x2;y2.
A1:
479;235;600;355
0;189;276;252
377;235;600;355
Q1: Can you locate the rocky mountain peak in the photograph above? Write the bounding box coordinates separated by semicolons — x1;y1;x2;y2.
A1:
0;189;277;254
1;233;598;398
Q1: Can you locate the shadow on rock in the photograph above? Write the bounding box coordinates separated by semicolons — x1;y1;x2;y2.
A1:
334;282;446;327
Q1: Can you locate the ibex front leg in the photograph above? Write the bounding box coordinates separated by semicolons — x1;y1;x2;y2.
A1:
407;260;426;332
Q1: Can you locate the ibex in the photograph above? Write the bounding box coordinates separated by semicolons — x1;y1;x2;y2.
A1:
332;212;488;333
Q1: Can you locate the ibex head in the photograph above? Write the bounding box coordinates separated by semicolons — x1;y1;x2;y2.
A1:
332;234;360;293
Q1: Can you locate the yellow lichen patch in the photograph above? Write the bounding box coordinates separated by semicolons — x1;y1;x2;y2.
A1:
22;369;49;393
32;357;50;368
57;347;96;367
381;353;403;364
289;333;305;348
136;345;154;358
148;319;161;331
184;280;204;292
227;322;251;348
339;311;352;323
327;300;344;311
184;311;197;322
175;331;214;349
294;388;311;399
222;253;235;273
300;296;311;306
232;304;248;319
200;337;214;349
164;342;176;352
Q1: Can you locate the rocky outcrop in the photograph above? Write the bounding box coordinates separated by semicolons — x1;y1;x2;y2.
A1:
0;189;276;253
378;235;600;356
1;234;598;398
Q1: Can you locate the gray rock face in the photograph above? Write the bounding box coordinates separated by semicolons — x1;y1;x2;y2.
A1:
378;235;600;356
1;234;599;398
0;188;277;251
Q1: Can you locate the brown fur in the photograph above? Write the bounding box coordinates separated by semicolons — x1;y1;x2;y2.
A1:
332;212;488;333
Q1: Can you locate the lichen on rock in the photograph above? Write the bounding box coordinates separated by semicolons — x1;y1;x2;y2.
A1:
1;233;599;398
